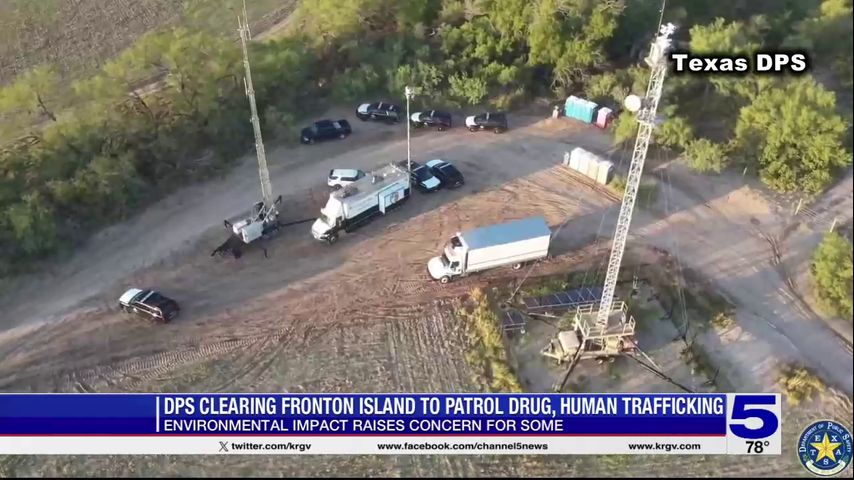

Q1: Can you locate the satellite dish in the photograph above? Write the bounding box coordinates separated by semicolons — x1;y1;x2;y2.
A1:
624;94;642;113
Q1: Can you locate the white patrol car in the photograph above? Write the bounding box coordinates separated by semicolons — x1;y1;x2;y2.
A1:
327;169;366;190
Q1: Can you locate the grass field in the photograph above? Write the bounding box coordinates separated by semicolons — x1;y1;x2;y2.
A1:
0;0;293;86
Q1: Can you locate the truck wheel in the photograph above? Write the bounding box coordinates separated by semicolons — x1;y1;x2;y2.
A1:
437;125;446;132
308;138;315;144
494;127;504;134
512;262;523;270
357;113;368;121
339;133;347;139
326;233;338;245
440;276;450;284
468;127;478;133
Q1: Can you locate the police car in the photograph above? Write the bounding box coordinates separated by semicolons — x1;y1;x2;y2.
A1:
356;101;401;123
118;288;180;323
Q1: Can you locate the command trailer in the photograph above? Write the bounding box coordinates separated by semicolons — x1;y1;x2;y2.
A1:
311;164;410;244
427;216;552;284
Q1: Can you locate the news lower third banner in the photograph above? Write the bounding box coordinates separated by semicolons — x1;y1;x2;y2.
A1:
0;393;781;455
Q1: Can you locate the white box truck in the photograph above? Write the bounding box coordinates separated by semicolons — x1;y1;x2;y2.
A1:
427;216;551;284
311;164;410;244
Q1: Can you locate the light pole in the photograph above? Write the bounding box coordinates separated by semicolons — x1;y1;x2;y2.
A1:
405;86;413;179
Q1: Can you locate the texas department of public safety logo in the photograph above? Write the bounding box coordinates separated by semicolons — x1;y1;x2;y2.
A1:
798;420;852;477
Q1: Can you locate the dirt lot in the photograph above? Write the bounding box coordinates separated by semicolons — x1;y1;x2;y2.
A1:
0;111;851;476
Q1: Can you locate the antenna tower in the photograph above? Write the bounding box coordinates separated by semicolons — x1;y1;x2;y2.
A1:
237;3;274;209
594;22;677;330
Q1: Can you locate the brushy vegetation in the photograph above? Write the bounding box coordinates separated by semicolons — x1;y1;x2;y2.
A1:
710;312;736;331
777;364;826;407
0;0;851;275
608;174;659;208
457;287;523;393
517;276;570;298
811;232;853;319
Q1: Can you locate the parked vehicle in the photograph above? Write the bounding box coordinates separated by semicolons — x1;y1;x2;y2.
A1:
427;217;552;284
118;288;180;323
301;119;352;144
425;159;464;188
356;101;401;123
311;164;411;244
396;160;441;192
465;112;508;133
409;110;452;131
327;169;367;190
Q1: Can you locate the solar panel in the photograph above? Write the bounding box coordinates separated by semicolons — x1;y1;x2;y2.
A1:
501;310;527;333
523;298;539;309
521;287;605;312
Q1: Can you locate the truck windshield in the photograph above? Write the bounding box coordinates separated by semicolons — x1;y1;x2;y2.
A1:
440;253;450;266
320;213;335;226
450;236;462;247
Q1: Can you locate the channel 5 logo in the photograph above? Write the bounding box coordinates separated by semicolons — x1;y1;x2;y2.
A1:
726;394;782;455
728;395;779;439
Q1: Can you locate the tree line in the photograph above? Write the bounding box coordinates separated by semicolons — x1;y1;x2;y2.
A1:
0;0;851;276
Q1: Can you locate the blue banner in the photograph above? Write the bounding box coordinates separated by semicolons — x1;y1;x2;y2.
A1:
0;394;728;436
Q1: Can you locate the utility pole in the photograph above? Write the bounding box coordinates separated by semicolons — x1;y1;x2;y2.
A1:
238;3;274;210
594;22;677;329
405;86;413;179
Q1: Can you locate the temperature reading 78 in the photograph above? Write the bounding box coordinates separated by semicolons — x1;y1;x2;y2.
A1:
747;440;770;454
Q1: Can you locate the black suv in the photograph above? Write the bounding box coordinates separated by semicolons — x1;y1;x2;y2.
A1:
396;160;442;192
118;288;180;323
465;112;508;133
409;110;452;131
425;159;464;188
356;101;401;123
301;119;352;144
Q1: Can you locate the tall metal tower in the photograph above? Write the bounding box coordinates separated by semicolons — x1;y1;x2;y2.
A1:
594;22;677;329
238;4;274;210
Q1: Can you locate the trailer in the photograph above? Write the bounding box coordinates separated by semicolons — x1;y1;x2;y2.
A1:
311;164;411;244
427;216;551;284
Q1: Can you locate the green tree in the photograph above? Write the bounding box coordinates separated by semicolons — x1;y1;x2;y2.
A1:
655;114;695;150
683;138;729;173
811;232;853;319
448;73;487;105
787;0;853;87
689;17;775;102
0;65;62;122
734;76;850;194
4;191;58;256
527;0;623;89
612;112;638;147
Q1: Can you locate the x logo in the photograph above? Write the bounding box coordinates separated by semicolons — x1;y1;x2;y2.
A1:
218;441;229;452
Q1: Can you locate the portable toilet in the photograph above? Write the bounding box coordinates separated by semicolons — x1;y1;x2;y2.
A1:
595;107;614;129
579;98;598;123
564;96;581;119
566;147;614;185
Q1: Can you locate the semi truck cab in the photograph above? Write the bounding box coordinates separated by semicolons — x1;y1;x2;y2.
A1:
428;235;468;283
428;254;461;283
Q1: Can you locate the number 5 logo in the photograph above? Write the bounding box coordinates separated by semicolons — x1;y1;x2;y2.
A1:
729;395;779;439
